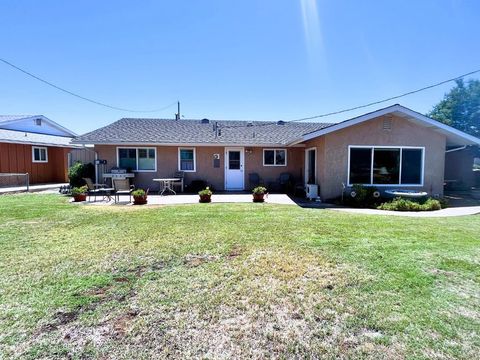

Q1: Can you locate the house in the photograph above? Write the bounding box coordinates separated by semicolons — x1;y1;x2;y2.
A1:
72;104;480;200
0;115;78;185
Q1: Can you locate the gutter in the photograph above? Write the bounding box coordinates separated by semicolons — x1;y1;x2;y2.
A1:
445;145;467;153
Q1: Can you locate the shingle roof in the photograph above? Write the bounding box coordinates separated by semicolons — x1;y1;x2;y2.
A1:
0;115;36;123
72;118;334;145
0;129;78;147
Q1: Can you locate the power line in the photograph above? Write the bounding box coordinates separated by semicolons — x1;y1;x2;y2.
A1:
0;58;178;113
288;68;480;122
220;67;480;129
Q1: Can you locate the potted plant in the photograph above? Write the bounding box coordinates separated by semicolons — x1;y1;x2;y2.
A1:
71;185;88;202
132;188;148;205
198;187;212;203
252;186;267;202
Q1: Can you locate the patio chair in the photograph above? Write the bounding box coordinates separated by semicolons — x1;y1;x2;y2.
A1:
83;177;108;202
279;172;295;194
113;178;135;203
248;173;263;190
172;171;185;193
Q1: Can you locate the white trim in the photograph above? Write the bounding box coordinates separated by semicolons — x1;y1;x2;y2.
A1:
0;115;77;137
301;104;480;146
0;138;79;148
224;147;245;190
72;141;306;148
347;145;425;187
178;147;196;172
304;147;317;184
116;146;157;172
32;146;48;163
263;148;287;166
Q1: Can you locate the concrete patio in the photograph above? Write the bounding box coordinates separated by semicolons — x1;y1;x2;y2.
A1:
0;183;68;194
77;193;297;206
70;192;480;217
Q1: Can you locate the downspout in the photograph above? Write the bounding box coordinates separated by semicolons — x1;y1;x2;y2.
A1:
94;151;98;184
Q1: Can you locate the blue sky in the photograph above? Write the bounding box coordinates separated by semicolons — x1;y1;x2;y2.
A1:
1;0;479;134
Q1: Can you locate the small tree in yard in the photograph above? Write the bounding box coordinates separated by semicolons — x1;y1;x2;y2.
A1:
427;79;480;137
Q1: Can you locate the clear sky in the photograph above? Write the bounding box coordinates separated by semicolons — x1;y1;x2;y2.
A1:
1;0;479;134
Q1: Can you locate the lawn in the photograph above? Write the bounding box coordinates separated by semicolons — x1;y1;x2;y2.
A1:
0;194;479;359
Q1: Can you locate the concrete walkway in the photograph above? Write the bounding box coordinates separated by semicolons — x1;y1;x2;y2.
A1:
79;193;297;206
73;193;480;217
329;206;480;217
0;183;67;194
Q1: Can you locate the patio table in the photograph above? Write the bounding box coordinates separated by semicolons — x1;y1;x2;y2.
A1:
153;178;181;195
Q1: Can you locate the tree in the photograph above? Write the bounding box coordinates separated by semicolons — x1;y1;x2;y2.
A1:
427;79;480;137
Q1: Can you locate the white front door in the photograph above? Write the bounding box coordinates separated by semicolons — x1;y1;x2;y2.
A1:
225;148;244;190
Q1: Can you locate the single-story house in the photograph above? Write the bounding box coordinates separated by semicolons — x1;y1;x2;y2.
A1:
0;115;78;185
72;104;480;200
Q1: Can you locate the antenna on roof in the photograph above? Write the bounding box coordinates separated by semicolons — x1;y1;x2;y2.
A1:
175;101;180;120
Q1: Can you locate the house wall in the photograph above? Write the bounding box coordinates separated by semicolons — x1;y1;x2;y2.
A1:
94;145;305;191
0;142;70;185
304;114;447;200
444;146;479;189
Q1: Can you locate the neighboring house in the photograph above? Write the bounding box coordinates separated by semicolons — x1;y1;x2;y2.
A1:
0;115;78;184
72;104;480;199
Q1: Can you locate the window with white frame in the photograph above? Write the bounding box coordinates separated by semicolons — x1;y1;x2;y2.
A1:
178;148;196;171
348;146;424;186
263;149;286;166
117;147;156;171
32;146;48;163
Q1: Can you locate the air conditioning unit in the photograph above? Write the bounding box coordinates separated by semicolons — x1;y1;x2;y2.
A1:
305;184;318;201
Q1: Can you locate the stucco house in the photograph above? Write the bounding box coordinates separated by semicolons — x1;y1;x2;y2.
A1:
73;104;480;200
0;115;78;185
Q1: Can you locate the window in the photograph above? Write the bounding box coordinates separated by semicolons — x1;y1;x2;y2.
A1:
348;146;424;186
32;147;48;163
179;148;196;172
263;149;287;166
117;147;156;172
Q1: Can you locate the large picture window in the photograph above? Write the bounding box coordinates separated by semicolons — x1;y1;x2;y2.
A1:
178;148;196;172
348;146;423;186
117;147;156;171
263;149;287;166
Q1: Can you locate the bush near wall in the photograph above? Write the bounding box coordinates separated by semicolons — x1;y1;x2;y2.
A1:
378;197;442;211
68;162;95;187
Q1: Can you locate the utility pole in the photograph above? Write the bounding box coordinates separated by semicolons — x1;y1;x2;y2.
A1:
175;101;181;120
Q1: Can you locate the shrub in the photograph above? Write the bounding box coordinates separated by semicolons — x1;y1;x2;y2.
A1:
198;187;212;196
343;184;381;208
68;162;95;187
378;197;442;211
71;185;88;196
132;189;146;197
252;186;267;194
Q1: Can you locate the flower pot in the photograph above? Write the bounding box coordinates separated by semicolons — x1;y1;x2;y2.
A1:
199;194;211;203
253;193;265;203
133;195;148;205
73;194;87;202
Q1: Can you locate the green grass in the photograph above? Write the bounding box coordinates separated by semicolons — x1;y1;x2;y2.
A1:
0;194;479;359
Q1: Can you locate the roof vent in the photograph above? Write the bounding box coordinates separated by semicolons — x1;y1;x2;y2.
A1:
383;117;392;130
35;118;42;126
277;120;286;125
201;118;210;124
247;122;253;127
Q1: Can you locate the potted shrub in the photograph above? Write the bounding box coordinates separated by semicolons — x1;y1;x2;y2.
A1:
71;185;88;202
132;188;148;205
198;187;212;203
252;186;267;202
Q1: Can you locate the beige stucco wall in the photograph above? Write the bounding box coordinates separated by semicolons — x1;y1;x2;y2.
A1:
304;115;447;200
94;145;304;191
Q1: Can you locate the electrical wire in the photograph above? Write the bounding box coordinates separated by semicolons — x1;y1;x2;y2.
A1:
0;58;178;113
